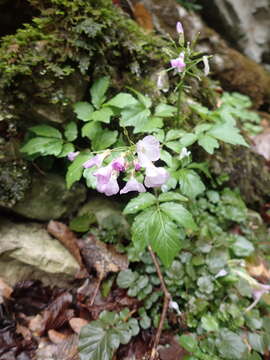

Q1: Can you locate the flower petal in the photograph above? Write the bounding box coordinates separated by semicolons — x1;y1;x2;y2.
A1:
120;178;146;194
136;135;160;167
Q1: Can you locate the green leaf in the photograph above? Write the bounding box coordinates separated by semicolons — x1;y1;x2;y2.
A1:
117;270;137;289
83;167;97;189
69;214;96;232
208;123;248;146
165;141;182;153
90;76;110;109
179;335;198;353
160;150;173;167
29;125;62;139
189;102;210;119
73;101;94;121
133;116;163;134
66;152;90;189
248;333;265;354
218;329;248;359
90;107;114;123
160;202;197;230
180;133;198;147
82;121;101;140
58;142;75;157
166;129;186;141
21;137;63;156
120;106;151;128
231;235;255;257
198;135;219;154
64;122;78;141
123;193;156;215
148;209;181;267
178;169;205;198
201;314;219;332
154;103;177;117
105;93;137;108
127;87;152;108
158;192;188;202
194;123;212;134
131;207;156;252
92;129;118;150
79;321;115;360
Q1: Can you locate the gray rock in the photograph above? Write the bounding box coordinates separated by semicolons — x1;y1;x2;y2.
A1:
0;218;80;286
12;173;86;221
199;0;270;66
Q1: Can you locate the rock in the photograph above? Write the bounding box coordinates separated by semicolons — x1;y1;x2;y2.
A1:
199;0;270;67
11;173;86;221
0;218;80;287
141;0;270;107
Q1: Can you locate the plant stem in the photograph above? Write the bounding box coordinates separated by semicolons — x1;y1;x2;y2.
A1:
148;245;171;360
176;80;183;126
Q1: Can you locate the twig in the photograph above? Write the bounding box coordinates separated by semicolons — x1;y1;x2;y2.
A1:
148;246;171;360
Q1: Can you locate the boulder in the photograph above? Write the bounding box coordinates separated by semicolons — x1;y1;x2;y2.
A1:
0;218;80;287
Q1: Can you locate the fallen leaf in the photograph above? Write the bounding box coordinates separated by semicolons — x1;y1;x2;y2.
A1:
0;278;12;303
54;334;79;360
246;255;270;282
69;318;88;334
29;315;44;336
48;329;69;344
133;2;153;32
47;221;83;267
81;235;128;280
252;129;270;161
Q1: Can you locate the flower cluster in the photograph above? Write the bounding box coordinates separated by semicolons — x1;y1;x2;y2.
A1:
68;136;169;196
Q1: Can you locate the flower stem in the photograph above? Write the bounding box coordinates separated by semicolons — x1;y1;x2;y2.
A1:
176;80;183;126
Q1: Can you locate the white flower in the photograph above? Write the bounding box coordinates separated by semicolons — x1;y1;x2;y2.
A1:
179;147;191;160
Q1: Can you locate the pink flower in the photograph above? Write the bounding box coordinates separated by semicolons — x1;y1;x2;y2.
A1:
144;164;169;188
120;178;146;194
134;161;141;171
83;154;104;169
97;175;119;196
170;52;186;73
136;136;160;168
94;164;113;185
112;157;125;171
246;282;270;312
67;151;79;161
176;21;183;34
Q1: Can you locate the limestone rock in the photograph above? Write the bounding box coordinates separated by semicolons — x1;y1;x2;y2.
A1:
0;218;80;287
12;172;86;221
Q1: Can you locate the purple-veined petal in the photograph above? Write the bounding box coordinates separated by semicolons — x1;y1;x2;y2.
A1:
83;154;104;169
120;178;146;194
170;52;186;73
136;135;160;167
111;157;125;171
67;151;80;161
144;164;169;188
97;175;119;196
94;164;113;185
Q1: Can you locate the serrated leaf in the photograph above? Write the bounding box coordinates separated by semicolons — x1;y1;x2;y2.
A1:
105;93;137;108
21;137;63;156
127;87;152;108
166;129;186;141
189;102;210;119
133;116;163;134
158;192;188;202
66;152;90;189
120;106;151;128
201;314;219;332
90;76;110;109
83;167;97;188
82;121;101;140
154;103;177;117
90;107;114;123
178;169;205;198
160;149;173;167
92;129;118;150
123;193;156;215
248;333;265;354
194;123;212;134
73;101;94;121
117;270;137;289
231;235;255;257
29;125;62;139
58;142;75;157
148;209;181;267
180;133;198;147
179;335;198;353
208;123;248;146
64;121;78;141
160;202;197;230
218;330;248;360
165;141;182;153
131;207;156;252
198;134;219;154
79;321;114;360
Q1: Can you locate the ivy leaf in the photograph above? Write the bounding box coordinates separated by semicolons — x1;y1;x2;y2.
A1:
123;193;156;215
178;169;205;199
117;270;137;288
154;103;177;117
179;335;198;353
58;142;75;157
90;76;110;109
21;137;63;156
66;152;90;189
64;122;78;141
160;202;197;230
73;101;94;121
105;93;137;108
218;329;248;359
131;207;156;252
208;123;248;146
90;107;114;123
198;135;219;154
148;209;181;267
158;192;188;202
29;125;62;139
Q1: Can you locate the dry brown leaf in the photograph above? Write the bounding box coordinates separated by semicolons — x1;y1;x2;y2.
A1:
0;277;13;303
69;317;88;334
81;235;129;280
252;129;270;161
133;2;153;32
48;329;69;344
246;255;270;281
29;314;45;335
54;334;79;360
47;221;83;267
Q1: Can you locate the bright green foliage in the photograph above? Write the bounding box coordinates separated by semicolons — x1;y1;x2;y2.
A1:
79;309;139;360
